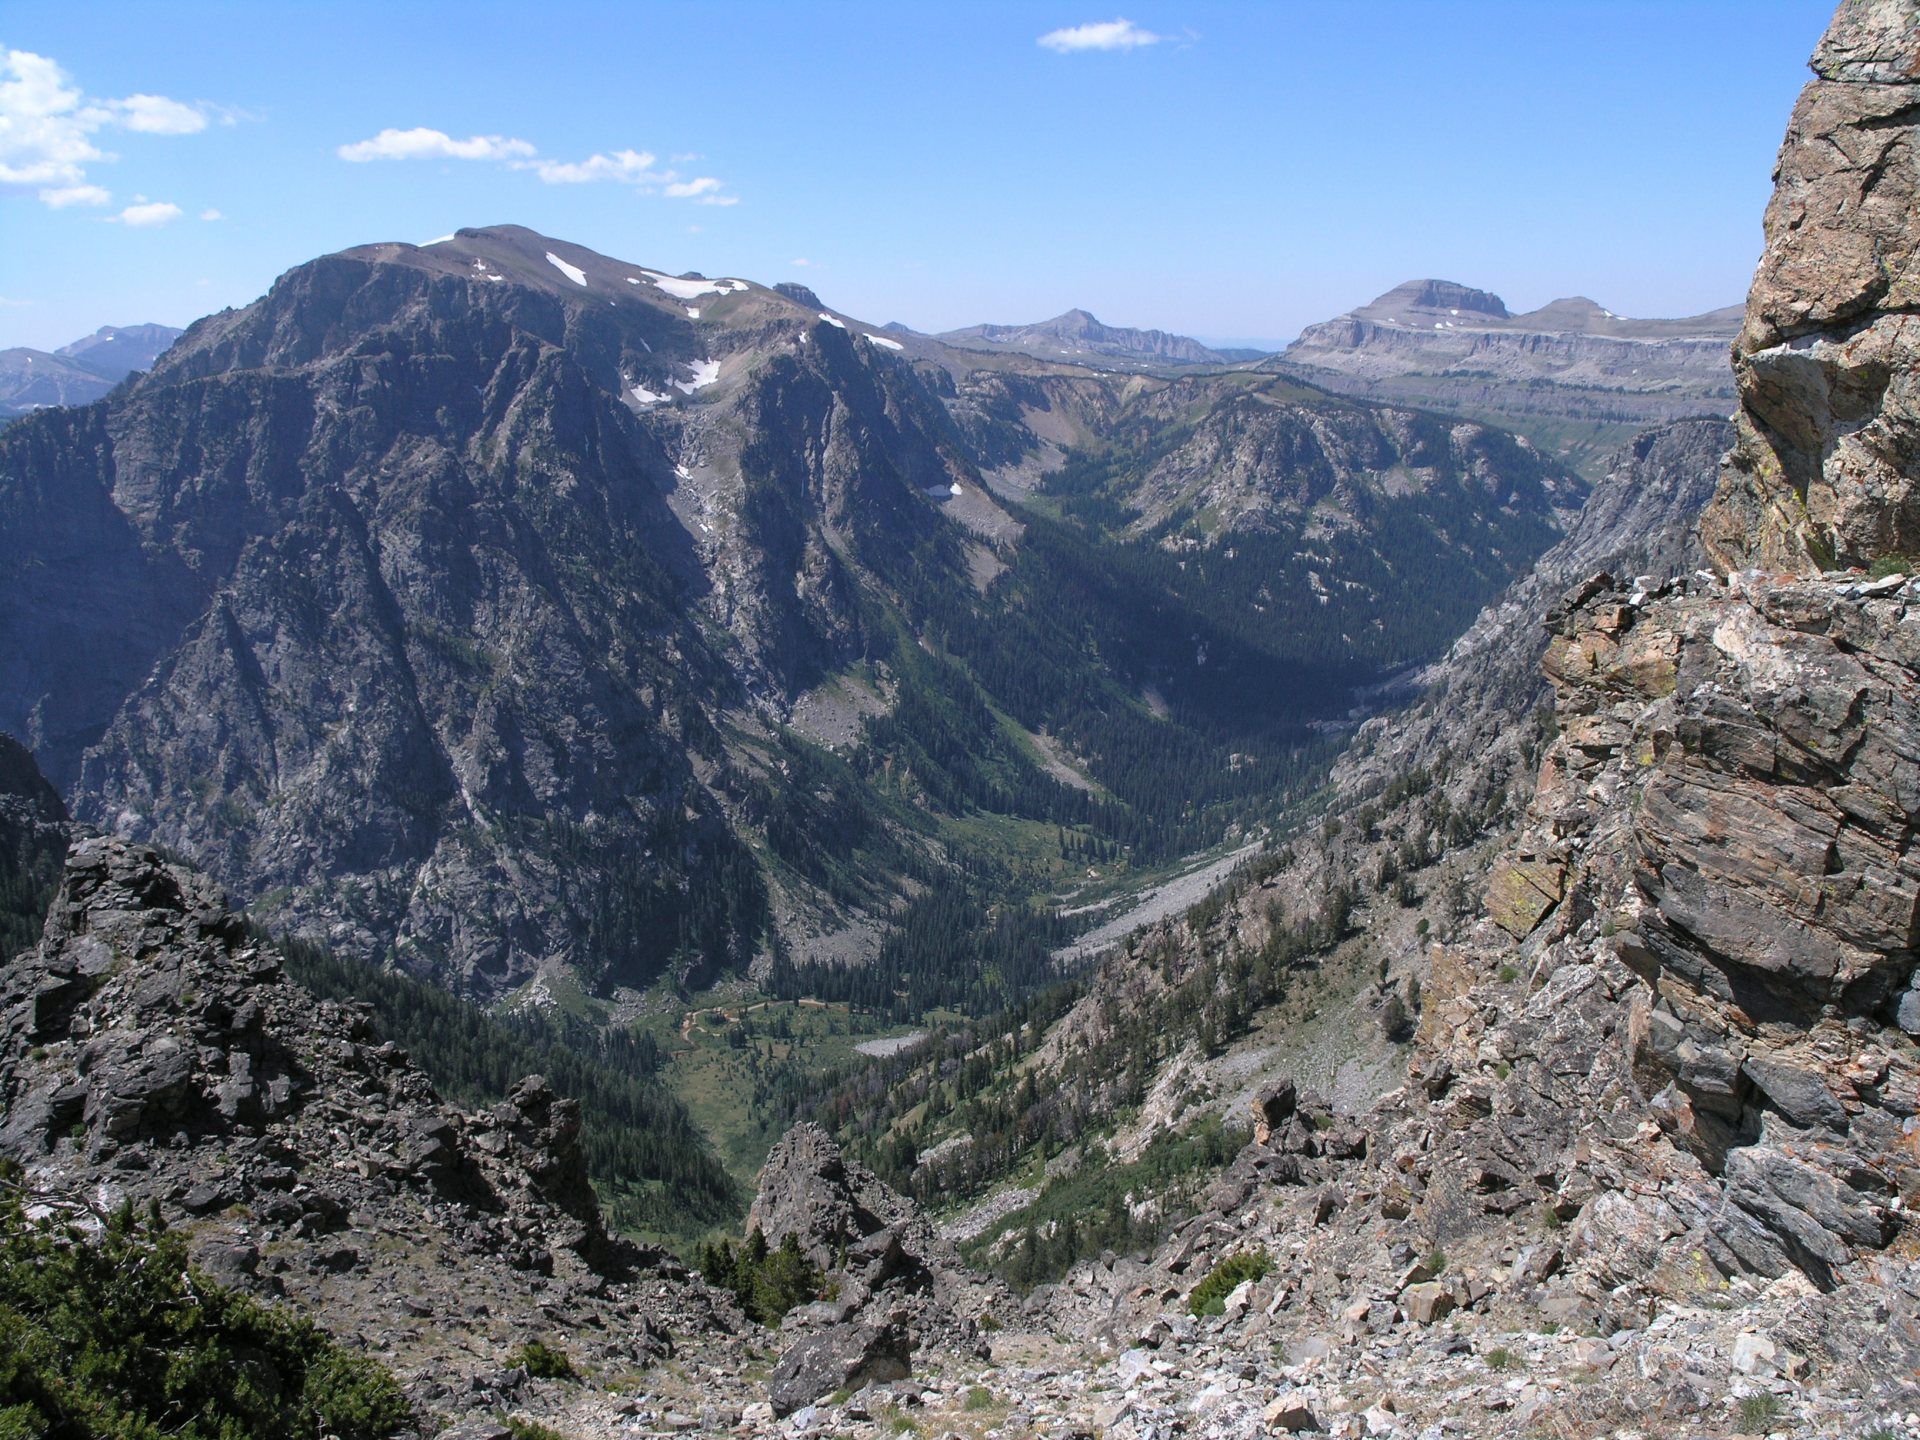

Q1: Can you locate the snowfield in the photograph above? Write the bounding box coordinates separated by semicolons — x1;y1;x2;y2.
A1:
672;359;721;394
545;252;589;286
638;270;749;300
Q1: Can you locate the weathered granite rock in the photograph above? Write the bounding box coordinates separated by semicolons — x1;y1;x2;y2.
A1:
1700;0;1920;571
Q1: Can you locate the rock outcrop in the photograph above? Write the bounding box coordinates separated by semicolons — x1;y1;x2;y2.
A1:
0;831;741;1431
1700;0;1920;571
748;1122;997;1412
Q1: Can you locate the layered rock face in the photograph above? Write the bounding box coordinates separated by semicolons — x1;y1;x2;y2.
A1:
1506;571;1916;1278
1700;0;1920;571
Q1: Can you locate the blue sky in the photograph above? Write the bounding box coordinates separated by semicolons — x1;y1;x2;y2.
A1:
2;1;1833;352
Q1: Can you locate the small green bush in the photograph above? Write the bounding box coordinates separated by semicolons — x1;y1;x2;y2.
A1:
1868;555;1911;578
0;1190;411;1440
1738;1392;1783;1428
964;1386;996;1411
1485;1346;1515;1371
1187;1250;1271;1316
697;1228;824;1327
506;1419;570;1440
509;1338;576;1380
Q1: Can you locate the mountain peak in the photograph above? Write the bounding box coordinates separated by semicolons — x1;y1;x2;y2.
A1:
935;308;1228;366
1353;279;1510;324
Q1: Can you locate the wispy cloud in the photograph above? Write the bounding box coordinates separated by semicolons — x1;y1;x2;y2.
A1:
200;207;224;221
525;148;659;184
337;125;737;204
790;258;811;267
1037;18;1164;52
41;183;109;208
663;175;734;205
108;199;182;226
0;48;214;210
111;93;207;135
337;127;535;163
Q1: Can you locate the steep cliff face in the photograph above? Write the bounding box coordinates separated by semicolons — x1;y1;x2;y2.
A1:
0;732;67;960
1481;3;1920;1290
0;228;993;996
1700;0;1920;571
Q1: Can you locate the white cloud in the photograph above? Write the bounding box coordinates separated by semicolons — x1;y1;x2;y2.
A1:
0;49;211;208
109;199;181;226
0;295;32;307
40;182;109;208
200;207;223;220
112;93;207;135
337;127;536;163
525;148;661;184
1037;18;1163;51
339;123;737;204
790;258;811;267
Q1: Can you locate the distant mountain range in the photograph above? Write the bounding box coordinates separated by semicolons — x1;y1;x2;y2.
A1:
914;309;1265;368
0;323;184;422
1272;279;1742;477
0;225;1581;1005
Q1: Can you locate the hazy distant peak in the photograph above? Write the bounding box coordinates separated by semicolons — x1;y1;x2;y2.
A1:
935;308;1229;366
1357;279;1511;323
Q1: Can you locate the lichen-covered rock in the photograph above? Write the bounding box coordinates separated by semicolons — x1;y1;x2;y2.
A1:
1700;0;1920;571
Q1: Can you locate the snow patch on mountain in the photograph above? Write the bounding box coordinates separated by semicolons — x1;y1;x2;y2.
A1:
545;252;589;287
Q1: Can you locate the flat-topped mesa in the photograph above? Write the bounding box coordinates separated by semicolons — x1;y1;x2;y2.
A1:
1698;0;1920;573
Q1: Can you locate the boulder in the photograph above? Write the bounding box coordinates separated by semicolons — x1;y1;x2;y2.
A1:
767;1322;911;1417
